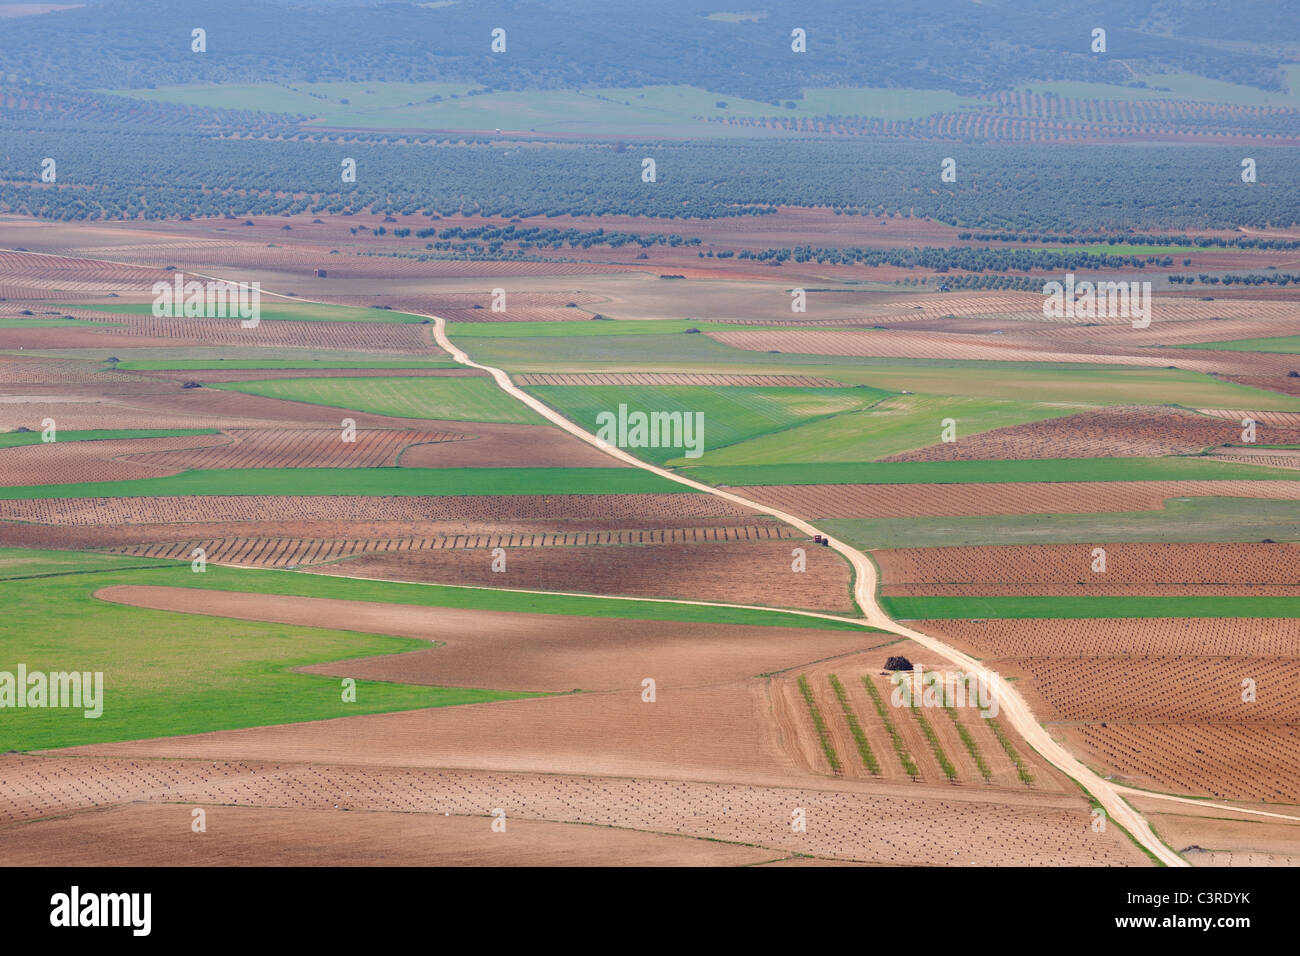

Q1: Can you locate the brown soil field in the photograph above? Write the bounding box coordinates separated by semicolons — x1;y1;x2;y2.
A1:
1067;722;1300;804
734;479;1300;519
96;521;800;569
1210;451;1300;470
884;405;1300;461
514;371;845;386
60;682;805;784
0;802;780;867
0;516;791;554
705;327;1290;376
101;314;439;354
0;492;753;526
0;379;615;466
877;542;1300;595
94;584;869;692
902;616;1300;803
1;755;1143;865
1131;798;1300;867
998;657;1300;724
305;538;855;611
122;427;465;470
0;433;221;486
777;644;1055;791
1198;408;1300;427
912;618;1300;659
138;367;484;383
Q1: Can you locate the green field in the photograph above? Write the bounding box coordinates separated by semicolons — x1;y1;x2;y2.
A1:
447;319;793;338
527;383;890;464
1178;335;1300;354
0;467;681;499
0;548;534;750
114;358;460;371
884;595;1300;620
685;457;1300;486
213;376;546;424
0;316;117;328
824;498;1300;549
60;301;427;324
459;332;1300;409
690;394;1076;466
0;428;218;448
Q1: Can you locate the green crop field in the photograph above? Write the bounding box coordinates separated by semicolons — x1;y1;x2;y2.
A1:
459;332;1300;409
527;383;890;464
113;358;460;371
686;457;1300;486
1177;335;1300;354
823;498;1300;549
0;428;218;448
689;394;1075;465
0;467;681;499
60;301;427;324
213;376;547;424
0;548;534;750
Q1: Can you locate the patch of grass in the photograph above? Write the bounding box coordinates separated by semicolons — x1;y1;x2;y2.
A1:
1178;335;1300;354
528;383;889;465
459;333;1300;410
685;457;1300;485
822;498;1300;548
449;319;793;338
59;301;427;324
0;428;218;448
883;595;1300;619
0;553;535;750
944;705;992;782
213;375;545;424
828;674;879;774
693;394;1075;465
988;718;1034;786
0;549;864;631
860;673;918;779
796;675;841;774
0;316;118;328
0;467;682;499
114;359;459;371
908;703;958;782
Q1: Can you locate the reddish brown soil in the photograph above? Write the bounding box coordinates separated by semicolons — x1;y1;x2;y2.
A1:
514;371;845;386
139;367;483;383
877;542;1300;596
305;539;854;612
883;406;1300;461
0;492;753;526
912;618;1300;659
123;427;465;470
0;755;1144;865
0;433;219;486
0;803;778;867
94;585;869;692
735;480;1300;519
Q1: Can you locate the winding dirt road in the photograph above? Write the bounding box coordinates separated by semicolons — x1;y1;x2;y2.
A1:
426;312;1190;867
4;250;1193;864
